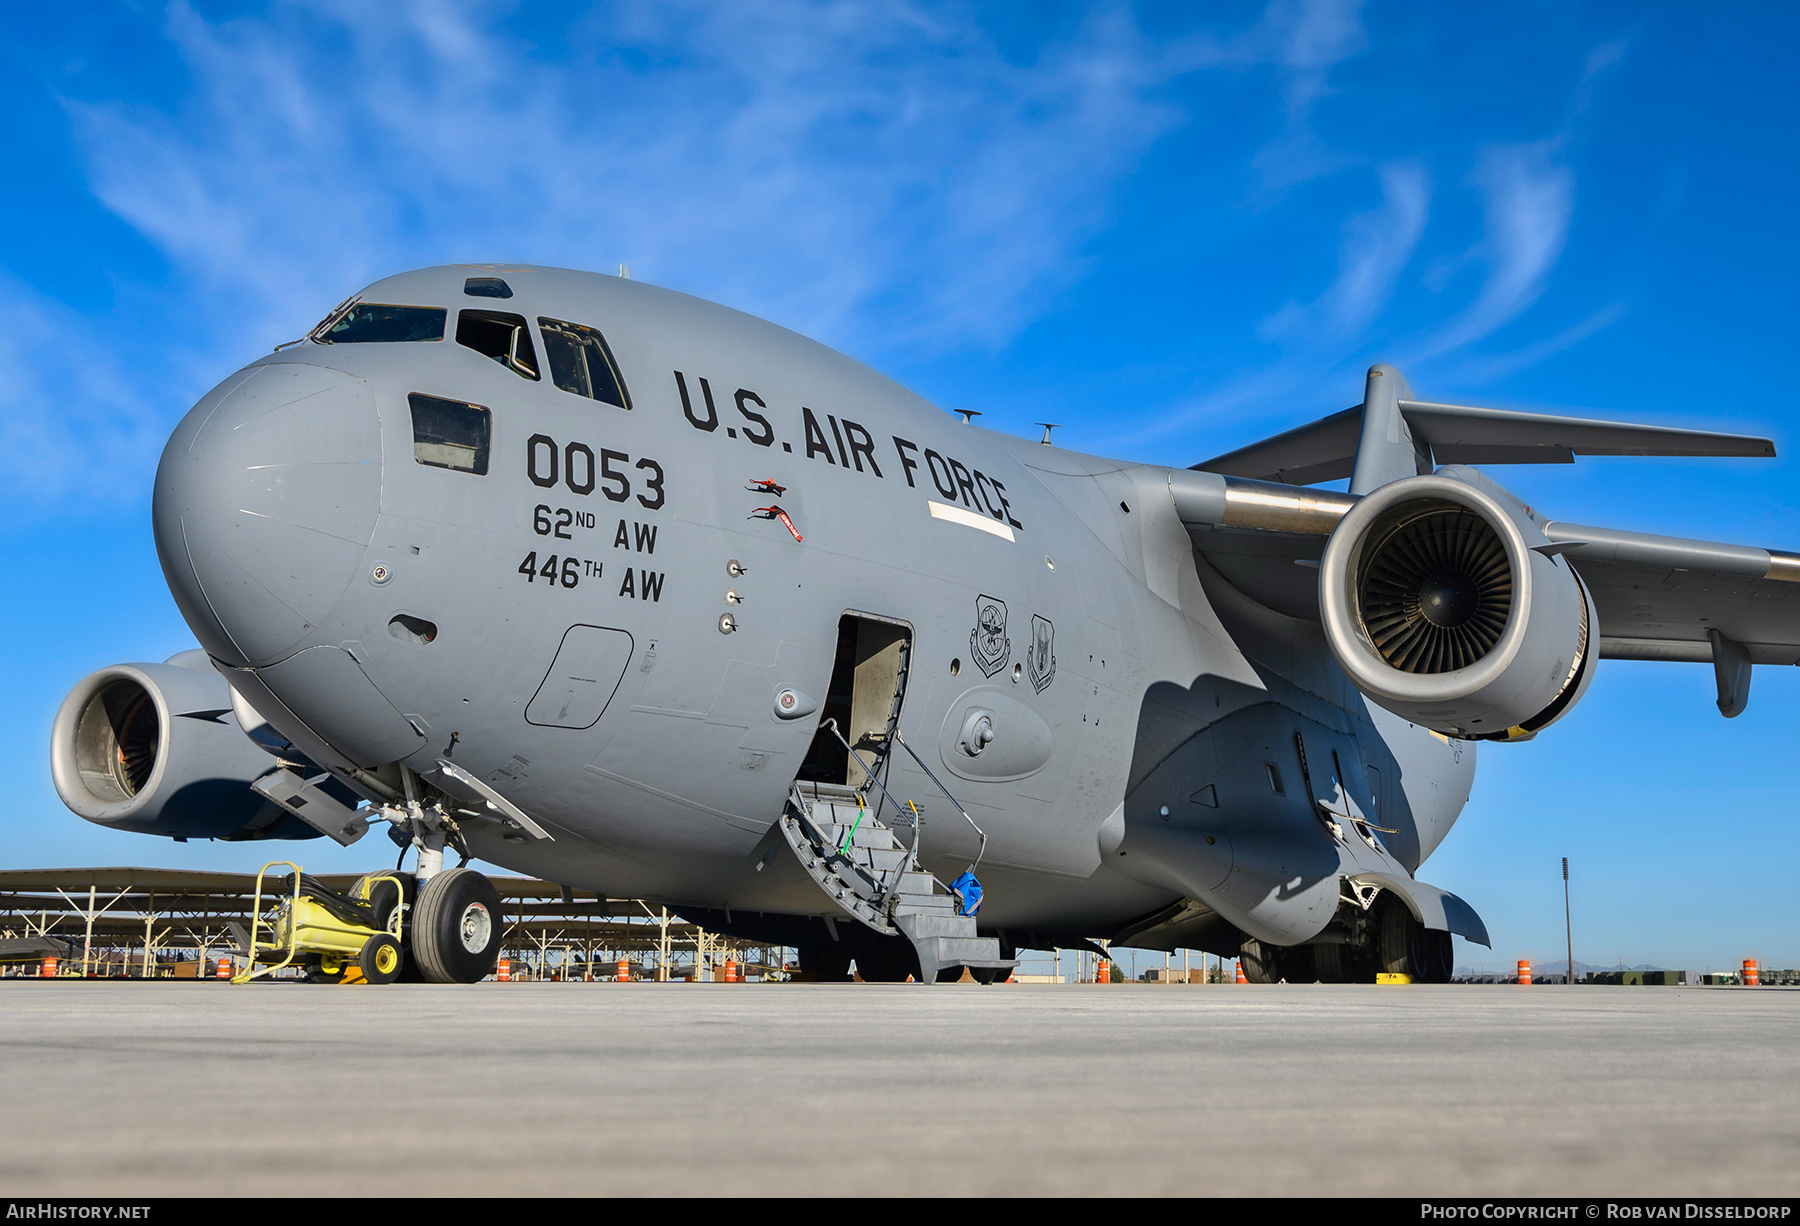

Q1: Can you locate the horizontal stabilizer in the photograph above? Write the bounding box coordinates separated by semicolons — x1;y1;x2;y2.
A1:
1398;400;1775;464
1197;406;1363;486
1198;398;1774;486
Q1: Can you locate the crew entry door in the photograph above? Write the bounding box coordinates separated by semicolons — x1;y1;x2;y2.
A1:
796;613;913;789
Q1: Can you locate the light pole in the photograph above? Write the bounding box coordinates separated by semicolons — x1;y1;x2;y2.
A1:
1563;857;1574;985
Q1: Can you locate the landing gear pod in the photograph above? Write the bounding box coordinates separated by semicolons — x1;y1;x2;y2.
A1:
1319;472;1599;741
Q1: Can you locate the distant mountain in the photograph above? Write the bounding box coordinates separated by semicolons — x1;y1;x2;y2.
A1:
1452;961;1672;978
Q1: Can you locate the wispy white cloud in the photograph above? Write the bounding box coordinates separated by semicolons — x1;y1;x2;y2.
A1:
1259;160;1430;339
1125;139;1583;457
1263;0;1367;117
66;1;1198;362
1416;140;1574;357
1447;301;1627;383
1246;0;1368;190
0;277;168;510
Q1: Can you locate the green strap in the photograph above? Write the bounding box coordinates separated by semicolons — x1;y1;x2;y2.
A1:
837;798;867;856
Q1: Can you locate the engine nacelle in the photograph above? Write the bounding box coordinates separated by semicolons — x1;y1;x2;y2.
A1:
1319;471;1599;741
51;651;323;840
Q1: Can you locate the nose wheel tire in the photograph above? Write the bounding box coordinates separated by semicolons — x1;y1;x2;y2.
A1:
359;933;404;985
411;867;504;984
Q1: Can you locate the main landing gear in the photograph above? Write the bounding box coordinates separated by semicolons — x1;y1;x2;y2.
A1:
1241;891;1452;984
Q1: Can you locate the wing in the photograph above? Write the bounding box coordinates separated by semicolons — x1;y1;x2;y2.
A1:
1177;374;1793;716
1543;523;1800;666
1166;470;1800;670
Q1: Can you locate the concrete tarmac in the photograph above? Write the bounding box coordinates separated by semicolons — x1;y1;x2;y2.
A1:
1;982;1795;1197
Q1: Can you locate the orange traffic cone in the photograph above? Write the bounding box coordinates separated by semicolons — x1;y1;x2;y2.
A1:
1234;962;1248;984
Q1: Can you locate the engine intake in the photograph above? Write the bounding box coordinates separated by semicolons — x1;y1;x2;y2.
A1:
52;654;324;840
1320;472;1597;741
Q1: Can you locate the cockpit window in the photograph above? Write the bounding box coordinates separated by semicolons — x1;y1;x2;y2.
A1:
408;393;491;475
456;310;540;381
538;317;631;409
315;303;446;344
464;277;513;298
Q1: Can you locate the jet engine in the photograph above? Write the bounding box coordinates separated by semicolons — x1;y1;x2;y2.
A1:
51;652;323;840
1318;470;1598;741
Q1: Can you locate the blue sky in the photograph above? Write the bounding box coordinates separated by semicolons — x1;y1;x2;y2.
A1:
3;2;1795;970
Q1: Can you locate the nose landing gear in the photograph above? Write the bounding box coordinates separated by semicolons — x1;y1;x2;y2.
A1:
411;867;505;984
232;859;503;985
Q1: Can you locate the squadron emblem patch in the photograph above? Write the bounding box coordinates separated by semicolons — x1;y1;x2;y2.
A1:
970;594;1010;678
1028;614;1056;692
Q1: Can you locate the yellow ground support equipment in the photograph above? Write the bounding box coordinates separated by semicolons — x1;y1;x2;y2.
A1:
233;862;408;985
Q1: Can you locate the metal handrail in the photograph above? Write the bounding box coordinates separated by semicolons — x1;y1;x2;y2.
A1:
890;729;986;873
232;861;303;983
820;719;917;874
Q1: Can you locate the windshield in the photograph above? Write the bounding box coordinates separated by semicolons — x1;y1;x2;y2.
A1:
456;309;540;380
539;317;631;409
315;303;447;344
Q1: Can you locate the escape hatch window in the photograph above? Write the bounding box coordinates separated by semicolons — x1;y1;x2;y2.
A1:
464;276;513;298
456;309;540;380
314;303;446;344
408;393;491;475
538;317;632;409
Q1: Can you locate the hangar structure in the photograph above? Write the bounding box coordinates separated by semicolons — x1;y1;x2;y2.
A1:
0;868;784;980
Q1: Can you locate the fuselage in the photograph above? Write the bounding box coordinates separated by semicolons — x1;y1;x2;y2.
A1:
152;264;1473;946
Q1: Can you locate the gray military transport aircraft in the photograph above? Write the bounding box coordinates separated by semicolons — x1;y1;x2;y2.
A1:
51;264;1799;984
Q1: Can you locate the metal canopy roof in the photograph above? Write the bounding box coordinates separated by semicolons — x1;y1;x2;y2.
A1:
0;867;606;901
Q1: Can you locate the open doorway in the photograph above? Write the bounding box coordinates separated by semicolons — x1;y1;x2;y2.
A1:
796;613;912;789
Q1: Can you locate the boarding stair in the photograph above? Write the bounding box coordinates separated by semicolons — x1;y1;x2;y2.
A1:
778;726;1014;982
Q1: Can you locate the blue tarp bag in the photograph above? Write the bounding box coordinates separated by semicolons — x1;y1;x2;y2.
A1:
950;870;983;916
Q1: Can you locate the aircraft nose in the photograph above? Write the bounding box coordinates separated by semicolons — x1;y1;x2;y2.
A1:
154;362;382;668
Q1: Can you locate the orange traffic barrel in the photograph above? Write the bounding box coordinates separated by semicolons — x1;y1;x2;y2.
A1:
496;958;511;982
1234;962;1247;984
616;958;630;983
1517;960;1531;985
1096;960;1110;984
1743;959;1760;986
724;959;738;983
216;957;231;980
41;956;57;978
